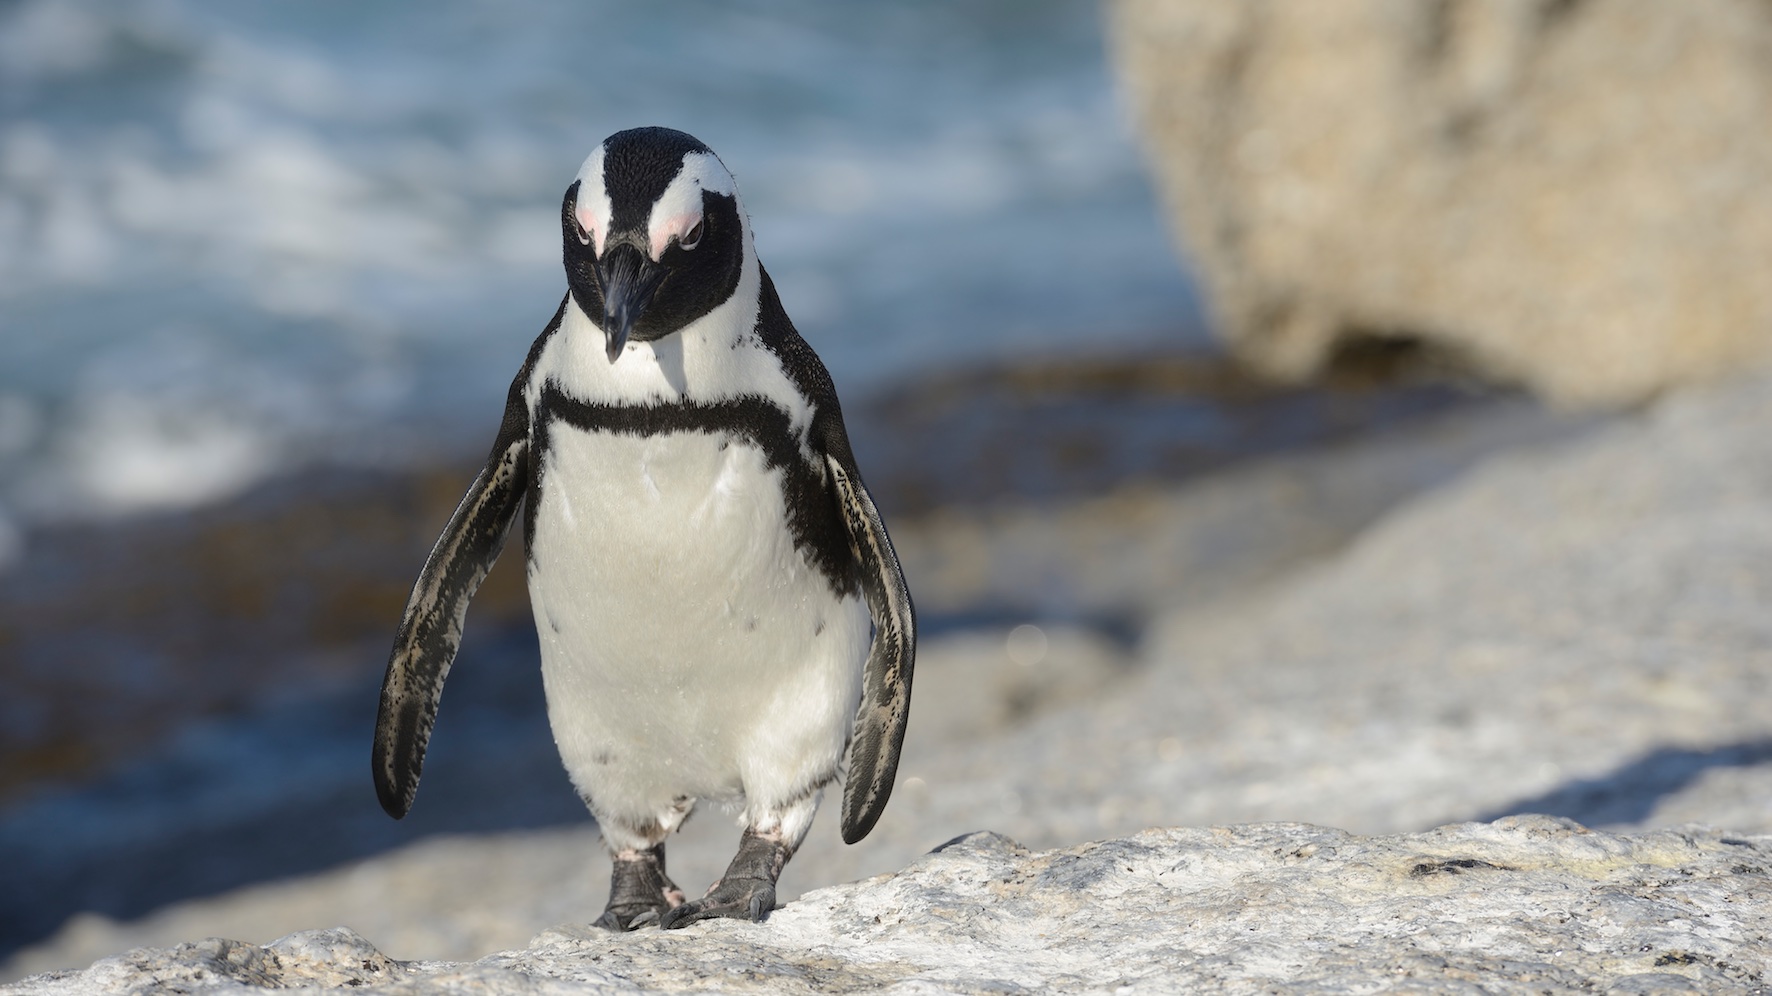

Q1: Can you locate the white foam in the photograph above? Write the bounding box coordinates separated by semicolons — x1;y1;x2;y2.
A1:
0;0;1203;535
2;330;343;524
52;394;280;515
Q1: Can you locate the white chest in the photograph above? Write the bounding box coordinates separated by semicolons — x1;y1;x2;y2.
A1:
524;421;870;805
528;422;810;617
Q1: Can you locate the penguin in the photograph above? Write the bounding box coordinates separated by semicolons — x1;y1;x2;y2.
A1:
372;127;915;931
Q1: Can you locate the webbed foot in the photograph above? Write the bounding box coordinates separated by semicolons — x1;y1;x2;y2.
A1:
593;842;683;932
658;828;791;929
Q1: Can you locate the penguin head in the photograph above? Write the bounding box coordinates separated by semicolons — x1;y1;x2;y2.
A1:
562;127;748;363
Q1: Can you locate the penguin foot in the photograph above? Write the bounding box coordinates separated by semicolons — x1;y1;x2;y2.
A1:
658;828;791;930
657;877;776;929
594;842;684;932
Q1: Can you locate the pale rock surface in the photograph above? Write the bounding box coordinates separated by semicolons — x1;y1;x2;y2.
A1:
2;396;1598;980
888;374;1772;854
10;374;1772;987
9;820;1772;994
894;396;1597;620
1108;0;1772;405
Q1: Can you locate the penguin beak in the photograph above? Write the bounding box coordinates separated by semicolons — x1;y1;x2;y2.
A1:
597;243;666;364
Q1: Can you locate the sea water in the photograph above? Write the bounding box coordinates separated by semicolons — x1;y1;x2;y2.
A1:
0;0;1201;545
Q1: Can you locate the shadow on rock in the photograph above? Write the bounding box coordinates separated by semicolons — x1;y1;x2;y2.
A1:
1478;741;1772;828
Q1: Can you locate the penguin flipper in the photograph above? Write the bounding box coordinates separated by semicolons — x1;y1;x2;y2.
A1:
826;453;916;845
373;388;530;819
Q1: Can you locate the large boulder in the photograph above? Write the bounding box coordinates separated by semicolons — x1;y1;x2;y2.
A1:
9;821;1772;994
1108;0;1772;405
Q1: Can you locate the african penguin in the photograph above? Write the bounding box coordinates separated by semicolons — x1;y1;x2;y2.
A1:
373;126;915;931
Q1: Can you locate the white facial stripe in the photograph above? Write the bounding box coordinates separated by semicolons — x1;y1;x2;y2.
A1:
647;151;736;261
573;145;613;256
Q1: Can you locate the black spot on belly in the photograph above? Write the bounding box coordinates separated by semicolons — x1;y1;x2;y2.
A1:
546;611;563;634
593;750;616;766
814;618;825;637
744;615;758;632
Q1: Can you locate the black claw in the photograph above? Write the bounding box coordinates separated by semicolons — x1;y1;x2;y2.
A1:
658;881;776;929
593;909;639;932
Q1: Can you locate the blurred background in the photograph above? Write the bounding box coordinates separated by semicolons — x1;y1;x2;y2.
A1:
6;0;1772;981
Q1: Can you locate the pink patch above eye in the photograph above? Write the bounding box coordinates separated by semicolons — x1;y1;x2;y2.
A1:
576;205;604;253
649;213;702;260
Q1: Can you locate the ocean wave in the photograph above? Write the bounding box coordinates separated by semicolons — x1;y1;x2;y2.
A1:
0;0;1202;530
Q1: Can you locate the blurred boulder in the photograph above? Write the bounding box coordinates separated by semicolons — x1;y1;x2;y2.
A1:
1108;0;1772;405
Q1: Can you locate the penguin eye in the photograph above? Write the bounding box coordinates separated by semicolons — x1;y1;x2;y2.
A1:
679;219;704;251
572;211;591;247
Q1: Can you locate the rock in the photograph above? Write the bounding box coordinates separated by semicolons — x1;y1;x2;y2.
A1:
906;624;1136;744
0;391;1600;980
8;820;1771;993
12;930;412;994
1108;0;1772;405
893;394;1597;620
10;372;1772;985
879;374;1772;854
